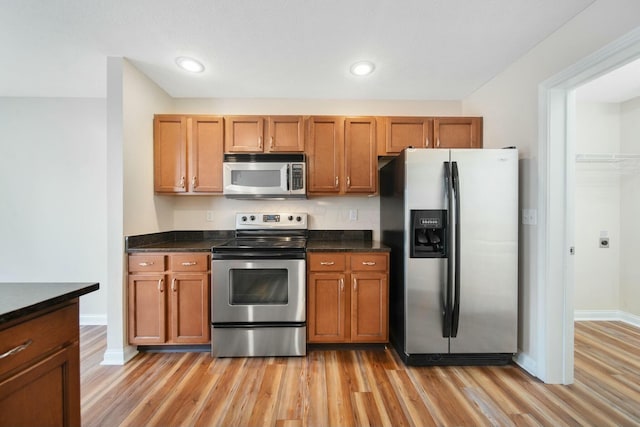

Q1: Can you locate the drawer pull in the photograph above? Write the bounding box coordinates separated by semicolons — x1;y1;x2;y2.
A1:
320;261;335;266
362;261;376;266
0;339;33;359
181;261;197;266
139;261;154;267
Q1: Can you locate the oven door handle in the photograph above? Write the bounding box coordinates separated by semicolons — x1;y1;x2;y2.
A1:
212;322;306;329
212;251;305;260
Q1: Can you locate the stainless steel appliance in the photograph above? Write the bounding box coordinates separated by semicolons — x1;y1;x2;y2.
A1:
223;154;306;199
380;148;518;365
211;212;307;357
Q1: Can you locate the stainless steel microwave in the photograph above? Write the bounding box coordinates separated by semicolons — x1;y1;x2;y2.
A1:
223;154;306;199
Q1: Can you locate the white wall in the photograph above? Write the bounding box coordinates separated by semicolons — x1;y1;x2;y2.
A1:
620;96;640;316
462;0;640;381
574;102;621;312
0;97;107;323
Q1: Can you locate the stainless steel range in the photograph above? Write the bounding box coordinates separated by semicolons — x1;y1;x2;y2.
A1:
211;212;307;357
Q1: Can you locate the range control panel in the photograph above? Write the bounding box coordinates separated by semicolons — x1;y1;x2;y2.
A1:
236;212;308;229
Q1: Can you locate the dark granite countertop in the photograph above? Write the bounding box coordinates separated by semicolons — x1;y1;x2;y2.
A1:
0;282;99;325
125;229;390;253
126;230;234;253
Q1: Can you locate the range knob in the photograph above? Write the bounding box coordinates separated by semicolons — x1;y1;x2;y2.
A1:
241;216;247;222
250;215;256;221
288;215;293;221
296;216;302;222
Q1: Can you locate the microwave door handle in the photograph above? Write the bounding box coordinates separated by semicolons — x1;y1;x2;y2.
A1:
286;164;290;191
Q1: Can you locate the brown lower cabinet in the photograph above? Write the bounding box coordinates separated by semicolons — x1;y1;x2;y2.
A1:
128;253;210;345
307;252;389;343
0;301;80;427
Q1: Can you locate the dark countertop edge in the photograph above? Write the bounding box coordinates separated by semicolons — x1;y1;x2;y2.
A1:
0;282;99;326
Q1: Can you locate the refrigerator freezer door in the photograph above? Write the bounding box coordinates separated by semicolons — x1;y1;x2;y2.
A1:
404;149;451;354
448;149;518;354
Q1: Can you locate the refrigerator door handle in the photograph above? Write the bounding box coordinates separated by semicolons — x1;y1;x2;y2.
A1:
451;161;461;337
442;161;453;338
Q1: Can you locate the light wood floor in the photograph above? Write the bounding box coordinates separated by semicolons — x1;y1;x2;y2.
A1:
80;321;640;427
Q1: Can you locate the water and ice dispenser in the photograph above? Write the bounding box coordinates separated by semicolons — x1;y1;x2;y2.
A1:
410;210;447;258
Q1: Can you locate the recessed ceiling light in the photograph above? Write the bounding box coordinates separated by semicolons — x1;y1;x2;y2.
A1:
350;61;375;76
175;56;205;73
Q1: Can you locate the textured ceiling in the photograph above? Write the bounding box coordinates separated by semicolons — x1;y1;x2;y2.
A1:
0;0;596;99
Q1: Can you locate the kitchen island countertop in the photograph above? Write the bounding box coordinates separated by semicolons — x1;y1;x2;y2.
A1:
0;282;99;325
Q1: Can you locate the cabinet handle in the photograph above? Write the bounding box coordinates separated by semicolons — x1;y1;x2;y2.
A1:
158;279;164;292
258;136;263;150
353;278;358;291
335;176;339;187
181;261;197;266
320;261;335;266
179;176;185;188
362;261;376;266
191;176;197;187
270;136;274;150
347;176;351;187
0;339;33;359
138;261;154;267
436;138;440;148
340;278;344;291
171;278;177;292
426;137;430;147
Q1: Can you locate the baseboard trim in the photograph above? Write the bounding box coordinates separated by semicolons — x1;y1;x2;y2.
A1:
101;345;138;366
574;309;640;328
513;352;537;377
80;314;107;325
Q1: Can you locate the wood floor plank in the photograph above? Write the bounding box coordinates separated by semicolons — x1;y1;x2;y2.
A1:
79;321;640;427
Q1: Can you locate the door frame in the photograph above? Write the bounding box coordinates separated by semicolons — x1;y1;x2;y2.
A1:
538;27;640;384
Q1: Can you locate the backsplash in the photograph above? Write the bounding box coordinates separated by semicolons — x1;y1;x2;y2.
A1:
165;195;381;240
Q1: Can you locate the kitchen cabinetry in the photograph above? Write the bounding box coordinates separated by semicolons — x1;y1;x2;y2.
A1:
380;116;483;154
306;116;377;195
224;115;304;153
154;115;224;194
307;252;388;343
128;253;210;345
0;301;80;427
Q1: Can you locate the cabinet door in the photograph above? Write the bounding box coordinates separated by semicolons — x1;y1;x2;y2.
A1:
169;273;210;344
307;272;348;343
0;344;80;427
224;116;264;152
385;117;433;153
350;272;388;343
266;116;304;152
154;115;187;192
344;117;377;194
189;116;224;193
307;116;344;194
433;117;483;149
128;274;167;344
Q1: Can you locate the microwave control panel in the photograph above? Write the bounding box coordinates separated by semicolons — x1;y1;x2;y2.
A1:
290;163;304;190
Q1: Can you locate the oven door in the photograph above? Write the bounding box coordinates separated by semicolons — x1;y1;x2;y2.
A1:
212;258;305;323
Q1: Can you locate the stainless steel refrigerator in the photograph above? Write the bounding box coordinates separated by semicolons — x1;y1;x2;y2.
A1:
380;148;518;365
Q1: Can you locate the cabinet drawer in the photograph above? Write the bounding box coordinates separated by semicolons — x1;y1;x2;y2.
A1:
0;302;77;379
308;253;346;271
350;253;388;271
170;253;209;272
128;254;166;273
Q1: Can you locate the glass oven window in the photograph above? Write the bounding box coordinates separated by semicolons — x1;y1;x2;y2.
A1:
229;269;288;304
231;170;280;188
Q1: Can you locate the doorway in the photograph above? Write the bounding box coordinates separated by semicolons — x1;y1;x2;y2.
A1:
539;27;640;384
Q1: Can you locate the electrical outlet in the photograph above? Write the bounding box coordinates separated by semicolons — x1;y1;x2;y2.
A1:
522;209;537;225
206;211;214;222
349;209;358;221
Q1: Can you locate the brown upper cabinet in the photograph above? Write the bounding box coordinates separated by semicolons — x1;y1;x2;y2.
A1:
380;116;482;154
154;115;224;194
224;115;304;153
307;116;377;195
